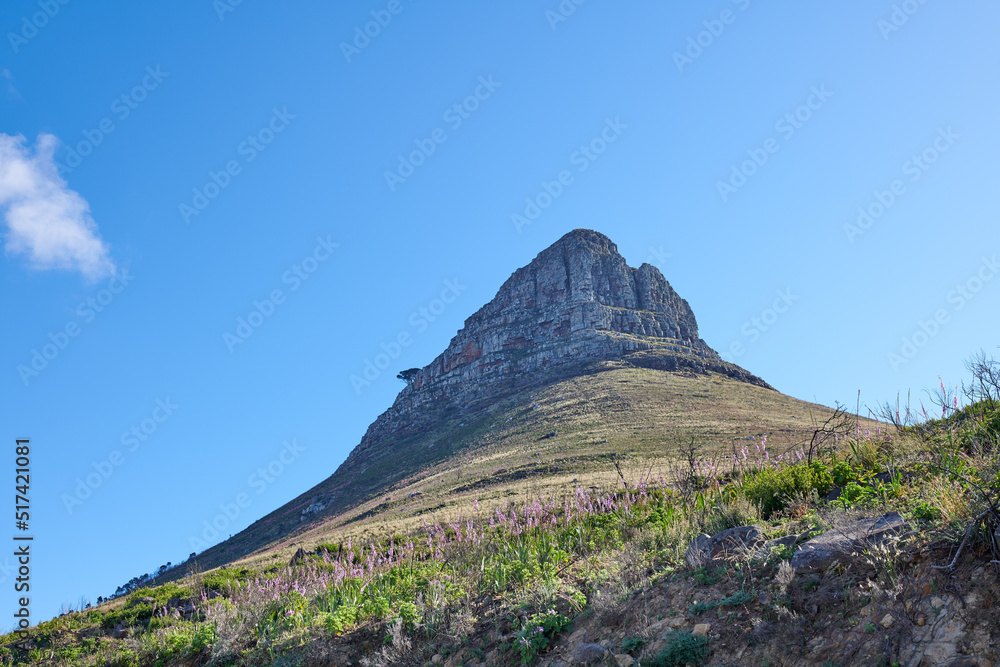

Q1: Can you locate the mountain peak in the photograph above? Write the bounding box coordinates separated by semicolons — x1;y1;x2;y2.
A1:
494;228;696;339
189;230;779;569
353;229;770;455
550;227;617;249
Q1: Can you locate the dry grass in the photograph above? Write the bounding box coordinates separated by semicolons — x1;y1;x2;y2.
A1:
177;361;845;578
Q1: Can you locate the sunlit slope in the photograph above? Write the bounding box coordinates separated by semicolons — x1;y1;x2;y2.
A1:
188;356;835;574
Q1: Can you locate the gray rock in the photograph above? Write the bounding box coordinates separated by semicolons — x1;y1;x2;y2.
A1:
752;533;800;563
791;512;908;573
686;525;765;568
289;547;308;566
572;642;608;664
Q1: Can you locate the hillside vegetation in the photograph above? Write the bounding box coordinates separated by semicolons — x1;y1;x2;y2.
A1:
7;357;1000;666
190;357;834;574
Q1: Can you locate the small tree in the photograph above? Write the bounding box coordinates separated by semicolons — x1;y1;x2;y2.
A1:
397;368;420;386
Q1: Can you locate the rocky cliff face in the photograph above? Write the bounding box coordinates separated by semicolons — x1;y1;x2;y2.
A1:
351;229;770;457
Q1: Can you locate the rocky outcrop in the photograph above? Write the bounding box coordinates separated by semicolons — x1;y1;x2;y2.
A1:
685;526;765;568
791;511;909;574
349;230;770;460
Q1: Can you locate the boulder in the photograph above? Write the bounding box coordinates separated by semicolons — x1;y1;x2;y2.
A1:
791;512;908;574
685;525;764;568
289;547;308;566
752;533;800;563
571;642;607;664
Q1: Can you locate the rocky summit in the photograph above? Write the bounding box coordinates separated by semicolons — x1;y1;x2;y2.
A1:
354;229;769;455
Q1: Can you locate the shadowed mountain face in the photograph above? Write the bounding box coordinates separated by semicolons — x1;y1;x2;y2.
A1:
365;230;761;417
191;230;790;570
404;229;765;395
350;230;770;459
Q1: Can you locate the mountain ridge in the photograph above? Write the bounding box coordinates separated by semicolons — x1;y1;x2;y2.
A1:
188;229;804;572
352;229;771;459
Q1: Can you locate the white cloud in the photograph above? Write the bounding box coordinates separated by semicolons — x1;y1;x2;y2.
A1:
0;132;115;280
1;68;21;100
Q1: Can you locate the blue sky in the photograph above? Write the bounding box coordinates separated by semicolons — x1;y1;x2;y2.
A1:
1;0;998;626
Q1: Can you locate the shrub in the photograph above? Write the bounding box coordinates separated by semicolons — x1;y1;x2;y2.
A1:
321;605;359;635
394;600;419;628
838;481;872;507
650;631;708;667
620;635;647;653
831;460;855;487
690;567;718;586
513;608;570;664
690;590;754;615
203;567;254;592
101;602;155;631
742;462;830;518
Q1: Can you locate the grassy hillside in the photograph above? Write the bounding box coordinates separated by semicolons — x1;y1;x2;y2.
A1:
191;357;837;575
9;365;1000;666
